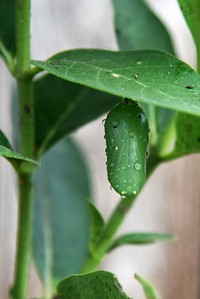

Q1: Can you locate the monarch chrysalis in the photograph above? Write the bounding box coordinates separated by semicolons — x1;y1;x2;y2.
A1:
104;99;149;197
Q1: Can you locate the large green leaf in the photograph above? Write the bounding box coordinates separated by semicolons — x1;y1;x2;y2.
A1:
0;0;15;58
135;274;160;299
32;137;91;294
34;74;119;155
32;49;200;116
57;270;130;299
109;232;176;251
178;0;200;50
112;0;174;53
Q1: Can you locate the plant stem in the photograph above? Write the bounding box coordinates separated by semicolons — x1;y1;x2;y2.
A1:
15;0;31;76
81;157;160;274
11;174;34;299
149;105;158;147
81;195;136;273
11;0;35;298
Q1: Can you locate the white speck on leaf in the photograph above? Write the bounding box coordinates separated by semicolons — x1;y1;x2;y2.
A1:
112;73;121;78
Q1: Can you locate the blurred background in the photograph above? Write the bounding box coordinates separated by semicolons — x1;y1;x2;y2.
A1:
0;0;200;298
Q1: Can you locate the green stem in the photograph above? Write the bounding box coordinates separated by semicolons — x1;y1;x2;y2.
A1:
81;195;136;273
146;148;161;177
11;0;35;298
17;79;34;161
11;174;33;299
15;0;31;76
149;105;158;147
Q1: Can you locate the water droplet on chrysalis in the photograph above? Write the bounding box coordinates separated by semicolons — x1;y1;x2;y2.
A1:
112;119;119;128
128;131;134;138
134;161;142;171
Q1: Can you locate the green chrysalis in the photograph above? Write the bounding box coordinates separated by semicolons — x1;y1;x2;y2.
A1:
104;99;149;197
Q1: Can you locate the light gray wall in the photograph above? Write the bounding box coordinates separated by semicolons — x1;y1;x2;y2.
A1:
0;1;200;298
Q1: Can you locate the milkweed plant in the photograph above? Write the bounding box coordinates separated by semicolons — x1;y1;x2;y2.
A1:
0;0;200;299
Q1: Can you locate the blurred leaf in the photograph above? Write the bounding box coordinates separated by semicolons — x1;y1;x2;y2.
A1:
33;137;91;293
135;274;161;299
112;0;174;53
0;129;13;149
140;104;175;148
0;0;15;60
178;0;200;50
159;112;200;159
34;74;119;155
109;232;176;251
32;49;200;117
57;270;130;299
88;201;105;257
155;108;175;137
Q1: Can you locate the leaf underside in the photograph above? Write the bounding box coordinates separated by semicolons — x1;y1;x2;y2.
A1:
32;49;200;117
34;74;119;155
